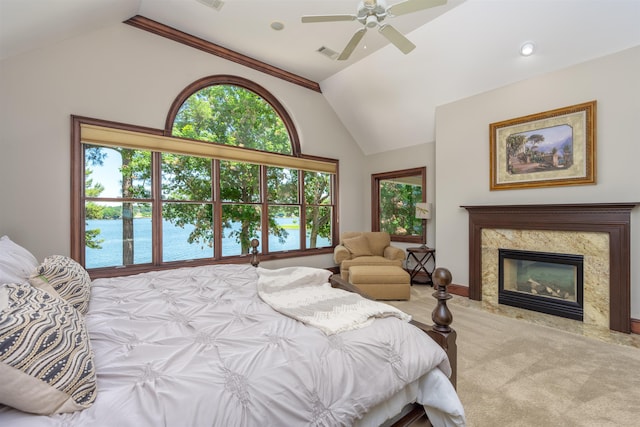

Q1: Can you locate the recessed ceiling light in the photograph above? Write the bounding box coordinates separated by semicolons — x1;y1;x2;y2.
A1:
520;41;536;56
270;21;284;31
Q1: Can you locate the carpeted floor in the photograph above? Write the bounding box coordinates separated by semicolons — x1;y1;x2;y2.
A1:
387;286;640;427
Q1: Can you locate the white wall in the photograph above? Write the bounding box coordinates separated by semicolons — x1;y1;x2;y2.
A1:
435;46;640;317
0;23;365;268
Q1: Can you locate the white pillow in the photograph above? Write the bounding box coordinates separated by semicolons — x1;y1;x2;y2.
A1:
0;236;38;285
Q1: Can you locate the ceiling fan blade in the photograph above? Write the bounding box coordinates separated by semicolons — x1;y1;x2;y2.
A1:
387;0;447;17
379;24;416;54
301;14;357;23
337;28;367;61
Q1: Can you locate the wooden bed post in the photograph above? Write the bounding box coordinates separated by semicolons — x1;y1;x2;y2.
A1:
426;268;458;388
250;239;260;267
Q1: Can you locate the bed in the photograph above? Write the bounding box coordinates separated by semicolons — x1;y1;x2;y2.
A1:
0;236;465;426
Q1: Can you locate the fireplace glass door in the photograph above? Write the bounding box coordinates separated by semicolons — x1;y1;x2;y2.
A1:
499;249;584;320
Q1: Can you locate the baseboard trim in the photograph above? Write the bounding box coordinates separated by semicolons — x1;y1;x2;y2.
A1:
447;284;469;298
447;283;640;334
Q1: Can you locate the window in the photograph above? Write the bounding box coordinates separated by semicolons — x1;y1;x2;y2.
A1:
72;76;337;277
371;167;426;243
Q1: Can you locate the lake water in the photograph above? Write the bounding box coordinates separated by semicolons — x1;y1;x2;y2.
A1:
86;218;330;268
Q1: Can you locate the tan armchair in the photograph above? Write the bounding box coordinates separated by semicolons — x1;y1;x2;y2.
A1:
334;231;406;280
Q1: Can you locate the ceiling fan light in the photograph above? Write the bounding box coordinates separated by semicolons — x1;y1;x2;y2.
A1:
520;41;535;56
365;15;378;28
363;0;377;9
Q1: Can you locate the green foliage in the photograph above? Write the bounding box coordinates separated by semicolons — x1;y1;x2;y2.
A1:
84;169;104;249
120;148;151;198
172;85;291;154
267;167;298;204
506;134;527;159
304;172;332;246
167;85;297;253
161;154;212;201
167;84;333;253
526;134;545;150
379;182;422;236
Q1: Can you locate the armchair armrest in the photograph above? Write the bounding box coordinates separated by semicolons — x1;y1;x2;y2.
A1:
333;245;351;264
384;245;405;261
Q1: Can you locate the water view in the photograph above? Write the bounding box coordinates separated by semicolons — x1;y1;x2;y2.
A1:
86;218;330;268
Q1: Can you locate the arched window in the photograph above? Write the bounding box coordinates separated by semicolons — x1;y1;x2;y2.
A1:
169;76;295;155
71;76;337;277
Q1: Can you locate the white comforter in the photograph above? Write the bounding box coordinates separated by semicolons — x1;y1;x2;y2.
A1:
0;264;465;426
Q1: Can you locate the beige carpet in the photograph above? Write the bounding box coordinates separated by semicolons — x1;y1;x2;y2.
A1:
387;286;640;427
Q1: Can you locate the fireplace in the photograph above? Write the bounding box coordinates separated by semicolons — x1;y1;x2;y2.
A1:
498;249;583;321
462;203;637;333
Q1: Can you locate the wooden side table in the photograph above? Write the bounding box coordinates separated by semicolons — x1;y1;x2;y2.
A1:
406;246;436;285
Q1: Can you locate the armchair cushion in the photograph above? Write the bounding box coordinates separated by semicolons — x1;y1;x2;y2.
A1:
363;232;391;256
342;235;373;258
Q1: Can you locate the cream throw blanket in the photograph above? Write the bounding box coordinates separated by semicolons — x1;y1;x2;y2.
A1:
256;266;411;335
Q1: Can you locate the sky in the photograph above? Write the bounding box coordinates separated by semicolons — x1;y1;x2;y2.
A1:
88;148;124;198
519;124;572;152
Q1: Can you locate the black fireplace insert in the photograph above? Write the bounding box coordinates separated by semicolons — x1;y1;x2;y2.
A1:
498;249;584;321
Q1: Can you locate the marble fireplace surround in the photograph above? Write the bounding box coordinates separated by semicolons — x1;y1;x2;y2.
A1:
462;203;637;333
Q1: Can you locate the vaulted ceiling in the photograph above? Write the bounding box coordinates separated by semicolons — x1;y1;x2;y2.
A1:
2;0;639;155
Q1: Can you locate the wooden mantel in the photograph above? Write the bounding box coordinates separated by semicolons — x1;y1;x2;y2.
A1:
462;203;638;333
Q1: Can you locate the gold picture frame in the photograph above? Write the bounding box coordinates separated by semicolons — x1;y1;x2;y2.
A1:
490;101;596;190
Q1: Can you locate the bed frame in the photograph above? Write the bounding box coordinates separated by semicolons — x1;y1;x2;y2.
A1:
329;267;457;427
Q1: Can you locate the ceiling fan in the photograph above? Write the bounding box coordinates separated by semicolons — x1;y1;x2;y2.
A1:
301;0;447;60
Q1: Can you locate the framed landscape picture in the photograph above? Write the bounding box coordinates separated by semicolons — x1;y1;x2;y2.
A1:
489;101;596;190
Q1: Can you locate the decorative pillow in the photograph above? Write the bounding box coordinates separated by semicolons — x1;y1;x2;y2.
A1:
29;255;91;315
0;283;97;414
0;236;38;285
342;235;373;257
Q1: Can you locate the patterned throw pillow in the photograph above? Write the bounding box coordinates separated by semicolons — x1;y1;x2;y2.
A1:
30;255;91;315
0;283;97;414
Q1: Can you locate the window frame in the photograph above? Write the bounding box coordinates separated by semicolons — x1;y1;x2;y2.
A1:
71;76;338;278
371;167;426;244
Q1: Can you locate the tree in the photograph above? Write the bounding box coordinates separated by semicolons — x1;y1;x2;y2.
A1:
562;142;573;167
527;133;544;162
506;134;527;170
304;171;332;247
84;169;105;249
85;146;150;264
170;84;331;253
379;182;422;236
526;134;545;156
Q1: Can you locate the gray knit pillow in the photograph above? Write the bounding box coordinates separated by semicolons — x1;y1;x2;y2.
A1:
30;255;91;314
0;283;97;414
